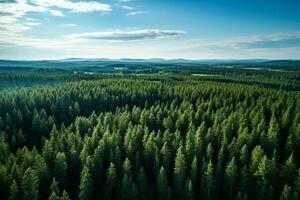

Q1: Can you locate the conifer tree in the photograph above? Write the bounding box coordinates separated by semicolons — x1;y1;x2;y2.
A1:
9;180;19;200
224;157;238;200
106;162;117;200
280;185;292;200
136;167;148;200
156;167;169;200
120;174;138;200
79;166;94;200
190;156;198;187
183;178;194;200
22;167;39;200
173;145;186;200
60;190;71;200
202;160;215;200
53;152;68;189
281;153;297;186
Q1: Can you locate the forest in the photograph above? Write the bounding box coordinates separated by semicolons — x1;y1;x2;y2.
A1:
0;67;300;200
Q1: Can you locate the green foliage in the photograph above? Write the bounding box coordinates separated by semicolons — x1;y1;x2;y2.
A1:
79;163;94;200
156;167;169;200
22;168;39;200
0;74;300;199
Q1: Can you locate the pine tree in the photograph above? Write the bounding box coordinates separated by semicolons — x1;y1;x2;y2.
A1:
281;153;296;186
50;178;59;196
202;160;215;200
156;167;169;200
60;190;71;200
9;180;19;200
136;167;148;200
0;136;9;164
163;116;174;132
224;157;238;200
161;142;171;177
123;157;132;176
79;166;94;200
250;145;265;173
255;155;277;185
106;162;117;200
22;167;39;200
120;174;138;200
266;115;279;155
173;145;186;200
280;185;292;200
183;178;194;200
0;164;8;199
49;192;59;200
206;143;214;161
53;152;68;189
190;156;198;187
34;155;50;199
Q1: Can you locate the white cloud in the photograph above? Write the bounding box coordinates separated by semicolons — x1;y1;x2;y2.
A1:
25;17;39;21
68;29;186;41
0;0;46;44
203;32;300;49
31;0;112;13
126;10;147;16
117;0;133;2
121;5;134;10
50;9;64;16
0;0;112;47
24;21;40;26
61;23;78;27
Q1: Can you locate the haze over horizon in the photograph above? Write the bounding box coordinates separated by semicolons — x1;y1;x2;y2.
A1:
1;0;300;60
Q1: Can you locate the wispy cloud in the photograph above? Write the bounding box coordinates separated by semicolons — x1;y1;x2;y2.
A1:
31;0;112;13
0;0;112;46
236;33;300;49
68;29;186;41
126;10;148;16
116;0;133;3
61;23;78;27
25;17;39;21
50;9;64;16
204;32;300;49
121;5;135;10
0;0;17;3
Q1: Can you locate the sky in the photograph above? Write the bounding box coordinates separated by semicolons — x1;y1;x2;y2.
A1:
0;0;300;60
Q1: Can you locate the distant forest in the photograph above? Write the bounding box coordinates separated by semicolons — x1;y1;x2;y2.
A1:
0;65;300;200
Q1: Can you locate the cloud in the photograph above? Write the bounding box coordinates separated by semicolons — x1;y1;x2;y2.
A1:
61;23;78;27
0;0;17;3
50;9;64;16
0;0;112;46
126;10;147;16
236;33;300;49
68;29;186;41
0;0;46;43
117;0;133;2
31;0;112;13
121;5;134;10
119;4;147;16
200;32;300;50
25;17;39;21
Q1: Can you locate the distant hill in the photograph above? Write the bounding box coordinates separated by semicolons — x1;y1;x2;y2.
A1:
261;60;300;67
0;59;299;74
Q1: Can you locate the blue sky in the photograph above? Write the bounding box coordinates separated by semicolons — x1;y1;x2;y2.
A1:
0;0;300;59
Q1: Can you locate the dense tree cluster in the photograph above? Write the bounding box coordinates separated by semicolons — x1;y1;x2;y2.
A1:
0;75;300;199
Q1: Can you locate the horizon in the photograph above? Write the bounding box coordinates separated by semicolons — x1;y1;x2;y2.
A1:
2;57;300;62
1;0;300;60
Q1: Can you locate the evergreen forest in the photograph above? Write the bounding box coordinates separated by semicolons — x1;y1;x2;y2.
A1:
0;68;300;200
